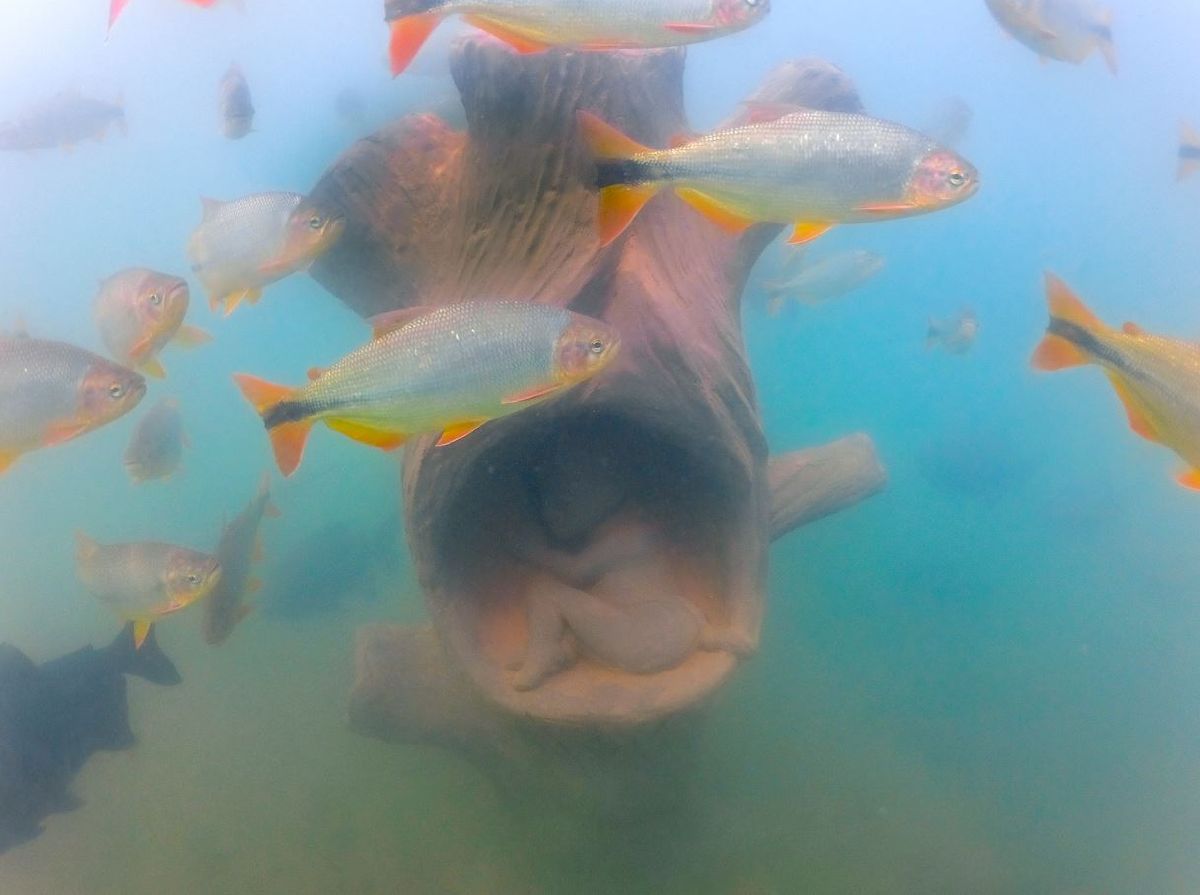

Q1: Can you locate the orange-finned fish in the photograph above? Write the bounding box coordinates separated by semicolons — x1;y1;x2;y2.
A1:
124;398;188;483
1032;272;1200;491
203;473;280;646
984;0;1117;75
384;0;768;76
75;534;222;649
233;302;620;477
186;192;345;317
1178;122;1200;182
94;268;210;379
0;336;146;475
108;0;222;33
577;108;979;248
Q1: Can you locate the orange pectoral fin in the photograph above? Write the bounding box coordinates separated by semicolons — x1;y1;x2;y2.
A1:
389;14;440;76
788;221;835;245
502;383;561;405
435;420;486;447
1177;469;1200;491
1030;332;1087;371
856;202;916;214
325;418;408;452
43;422;88;447
675;188;756;235
463;15;550;53
596;184;658;247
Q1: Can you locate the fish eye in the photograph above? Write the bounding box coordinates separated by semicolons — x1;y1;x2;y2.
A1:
948;171;967;188
589;338;605;354
147;292;162;306
108;383;125;399
308;215;323;230
187;574;200;585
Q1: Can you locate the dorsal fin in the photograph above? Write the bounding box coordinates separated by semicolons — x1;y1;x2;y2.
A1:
367;306;436;340
200;197;224;222
738;100;813;125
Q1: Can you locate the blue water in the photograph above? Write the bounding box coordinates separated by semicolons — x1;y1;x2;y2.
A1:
3;0;1200;892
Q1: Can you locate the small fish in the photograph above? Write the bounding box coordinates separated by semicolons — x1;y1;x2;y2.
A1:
577;108;979;247
75;535;221;648
762;249;885;315
107;0;226;33
219;64;255;140
94;268;210;379
186;192;345;317
0;624;180;855
0;337;145;475
1032;273;1200;491
233;302;620;477
203;473;280;646
124;398;188;483
1178;122;1200;182
385;0;768;76
0;92;125;152
926;308;980;355
985;0;1117;75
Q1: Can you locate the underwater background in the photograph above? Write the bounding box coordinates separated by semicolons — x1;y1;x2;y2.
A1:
2;0;1200;892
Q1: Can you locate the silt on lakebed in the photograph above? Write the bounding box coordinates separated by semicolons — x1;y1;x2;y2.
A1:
308;36;888;811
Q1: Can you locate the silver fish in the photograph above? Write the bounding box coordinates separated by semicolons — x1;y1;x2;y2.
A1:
763;249;885;315
0;92;125;152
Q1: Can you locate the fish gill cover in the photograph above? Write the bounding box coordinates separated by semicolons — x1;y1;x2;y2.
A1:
2;0;1200;893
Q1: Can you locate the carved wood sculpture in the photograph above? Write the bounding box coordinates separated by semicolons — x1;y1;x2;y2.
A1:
309;40;884;746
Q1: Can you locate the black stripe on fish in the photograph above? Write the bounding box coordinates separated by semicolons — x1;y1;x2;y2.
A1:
1048;317;1131;375
1180;145;1200;160
595;159;670;189
263;400;311;429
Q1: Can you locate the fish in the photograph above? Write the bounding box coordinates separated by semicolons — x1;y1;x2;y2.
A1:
94;267;210;379
124;398;188;483
985;0;1117;75
926;308;980;354
0;91;125;152
186;192;345;317
107;0;226;33
1031;272;1200;491
385;0;769;76
761;249;885;315
233;302;621;477
0;624;180;855
202;474;281;646
1177;122;1200;182
75;535;222;648
577;107;980;247
0;336;146;475
219;64;255;139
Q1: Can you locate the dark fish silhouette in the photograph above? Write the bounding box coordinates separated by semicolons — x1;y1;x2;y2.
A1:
0;624;180;854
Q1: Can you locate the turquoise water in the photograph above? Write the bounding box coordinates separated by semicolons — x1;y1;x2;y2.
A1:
3;0;1200;892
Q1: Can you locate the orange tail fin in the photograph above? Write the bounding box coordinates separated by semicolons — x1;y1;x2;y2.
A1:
577;112;659;246
389;14;440;76
232;374;312;478
1031;273;1102;371
576;111;652;159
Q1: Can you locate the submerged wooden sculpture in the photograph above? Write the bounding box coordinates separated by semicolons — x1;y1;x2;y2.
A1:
310;41;884;753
